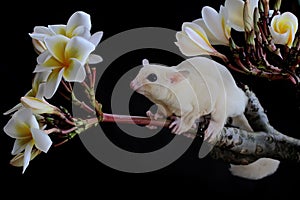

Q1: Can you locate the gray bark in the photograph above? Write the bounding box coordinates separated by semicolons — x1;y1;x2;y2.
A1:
188;86;300;164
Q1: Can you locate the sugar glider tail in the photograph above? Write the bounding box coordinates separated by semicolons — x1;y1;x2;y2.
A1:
229;158;280;180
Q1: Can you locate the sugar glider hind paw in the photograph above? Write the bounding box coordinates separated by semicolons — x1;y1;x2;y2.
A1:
169;117;180;134
169;117;188;135
204;121;223;143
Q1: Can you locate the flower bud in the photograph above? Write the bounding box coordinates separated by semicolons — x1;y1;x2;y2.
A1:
243;0;253;33
21;96;59;114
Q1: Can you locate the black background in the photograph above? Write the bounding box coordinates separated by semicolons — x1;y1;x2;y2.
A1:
1;0;300;197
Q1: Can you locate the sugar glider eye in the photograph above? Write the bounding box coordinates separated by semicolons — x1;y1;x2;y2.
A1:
146;73;157;82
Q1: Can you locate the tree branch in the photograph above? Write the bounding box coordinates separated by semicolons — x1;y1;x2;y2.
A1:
208;86;300;164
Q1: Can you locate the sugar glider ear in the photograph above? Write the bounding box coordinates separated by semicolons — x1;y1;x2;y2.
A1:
142;59;149;67
168;70;190;84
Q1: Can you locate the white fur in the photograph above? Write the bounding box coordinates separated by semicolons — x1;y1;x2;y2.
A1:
229;158;280;180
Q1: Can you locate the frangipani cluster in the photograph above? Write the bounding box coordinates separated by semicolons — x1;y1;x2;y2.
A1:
3;11;103;173
175;0;299;76
31;11;103;99
176;0;297;52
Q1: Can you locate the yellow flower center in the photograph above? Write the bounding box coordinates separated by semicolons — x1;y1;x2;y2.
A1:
15;122;31;137
276;21;289;34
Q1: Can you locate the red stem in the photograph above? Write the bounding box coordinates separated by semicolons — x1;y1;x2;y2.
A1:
101;113;170;127
85;64;93;88
92;67;97;88
61;80;72;93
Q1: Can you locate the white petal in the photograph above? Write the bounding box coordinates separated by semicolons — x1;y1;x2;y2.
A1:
29;33;48;41
72;26;91;38
280;12;298;33
22;142;34;173
33;65;54;73
44;35;69;63
271;15;280;31
33;26;54;35
65;36;95;62
12;138;31;155
184;26;215;53
249;0;259;16
33;71;51;84
182;22;212;46
175;32;207;56
26;112;40;130
3;103;22;115
29;26;53;41
44;68;64;99
89;31;103;46
31;128;52;153
64;58;86;82
37;50;51;64
35;83;47;99
66;11;91;36
15;108;37;127
48;24;66;35
219;6;231;40
88;54;103;64
225;0;245;31
202;6;228;43
193;19;219;45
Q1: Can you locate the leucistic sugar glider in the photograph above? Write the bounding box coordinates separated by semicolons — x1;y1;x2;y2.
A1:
130;56;280;180
130;56;252;141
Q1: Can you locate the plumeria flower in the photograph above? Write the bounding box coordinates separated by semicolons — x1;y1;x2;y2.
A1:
195;5;231;45
34;35;95;99
3;71;50;115
269;12;298;48
175;22;218;56
224;0;259;32
29;11;103;64
3;108;52;173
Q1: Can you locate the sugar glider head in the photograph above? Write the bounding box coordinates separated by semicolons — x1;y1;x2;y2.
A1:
130;59;189;101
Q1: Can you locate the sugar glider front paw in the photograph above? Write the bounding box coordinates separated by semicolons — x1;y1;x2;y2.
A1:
146;110;164;120
204;121;223;143
145;110;164;129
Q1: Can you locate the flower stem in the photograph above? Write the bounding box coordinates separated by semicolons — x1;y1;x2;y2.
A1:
72;93;96;114
102;113;170;127
92;67;97;87
85;64;93;88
